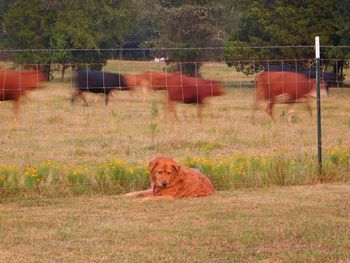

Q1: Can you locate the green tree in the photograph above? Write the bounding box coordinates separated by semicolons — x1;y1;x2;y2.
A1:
0;1;12;36
55;0;138;71
143;0;239;76
3;0;49;61
326;0;350;80
1;0;138;78
153;3;221;76
223;0;341;75
127;0;163;60
2;0;53;76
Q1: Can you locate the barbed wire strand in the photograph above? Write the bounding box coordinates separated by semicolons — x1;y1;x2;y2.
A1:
1;45;350;53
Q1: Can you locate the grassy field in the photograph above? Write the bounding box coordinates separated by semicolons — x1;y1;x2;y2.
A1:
0;60;349;262
0;62;349;163
0;60;349;195
1;184;349;262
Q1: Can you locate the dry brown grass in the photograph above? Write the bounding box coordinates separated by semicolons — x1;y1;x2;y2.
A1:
0;60;349;261
0;74;349;168
0;61;349;189
0;183;349;262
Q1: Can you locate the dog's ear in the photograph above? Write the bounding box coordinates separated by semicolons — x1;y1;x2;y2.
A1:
149;159;159;174
170;163;182;184
168;158;180;175
171;163;180;173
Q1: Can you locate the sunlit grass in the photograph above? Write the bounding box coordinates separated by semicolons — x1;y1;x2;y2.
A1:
0;60;350;262
1;146;349;197
1;184;349;262
0;60;349;196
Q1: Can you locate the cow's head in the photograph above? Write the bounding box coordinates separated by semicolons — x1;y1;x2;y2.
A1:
310;79;328;98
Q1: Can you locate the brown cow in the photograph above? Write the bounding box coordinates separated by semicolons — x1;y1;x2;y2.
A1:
0;69;45;121
136;71;223;119
92;72;169;102
164;74;223;120
255;71;326;119
141;71;182;91
122;73;150;101
137;71;182;101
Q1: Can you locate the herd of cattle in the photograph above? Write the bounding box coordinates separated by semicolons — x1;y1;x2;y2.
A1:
0;66;335;122
71;70;223;119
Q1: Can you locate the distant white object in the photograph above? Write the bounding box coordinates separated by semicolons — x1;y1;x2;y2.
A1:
154;57;165;62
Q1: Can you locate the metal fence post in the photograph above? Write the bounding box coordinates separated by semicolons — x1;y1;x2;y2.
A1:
315;36;322;174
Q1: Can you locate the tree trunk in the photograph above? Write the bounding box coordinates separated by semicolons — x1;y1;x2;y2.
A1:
42;64;51;81
333;60;344;87
61;64;68;82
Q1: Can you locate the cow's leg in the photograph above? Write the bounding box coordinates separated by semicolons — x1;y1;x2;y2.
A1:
167;101;179;121
197;104;204;121
164;102;171;120
71;89;80;104
13;99;20;124
141;86;147;102
266;102;275;120
79;92;88;106
305;101;312;116
94;94;100;103
71;90;88;106
22;93;30;103
141;80;149;102
104;92;109;106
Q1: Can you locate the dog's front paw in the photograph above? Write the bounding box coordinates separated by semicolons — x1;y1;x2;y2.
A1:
124;192;138;197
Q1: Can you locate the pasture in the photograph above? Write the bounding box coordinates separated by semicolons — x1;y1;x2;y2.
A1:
0;60;350;262
0;61;349;195
1;184;349;262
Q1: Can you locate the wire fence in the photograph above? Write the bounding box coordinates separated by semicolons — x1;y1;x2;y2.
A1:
0;46;350;195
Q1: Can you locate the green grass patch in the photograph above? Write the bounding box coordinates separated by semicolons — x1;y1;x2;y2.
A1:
1;147;349;197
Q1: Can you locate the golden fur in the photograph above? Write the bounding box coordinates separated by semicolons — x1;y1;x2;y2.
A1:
125;156;214;201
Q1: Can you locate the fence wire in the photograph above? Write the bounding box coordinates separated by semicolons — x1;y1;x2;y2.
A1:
0;47;350;195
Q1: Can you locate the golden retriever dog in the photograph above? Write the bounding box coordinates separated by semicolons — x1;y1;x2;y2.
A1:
125;156;214;201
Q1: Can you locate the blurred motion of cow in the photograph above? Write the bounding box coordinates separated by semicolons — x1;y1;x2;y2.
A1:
135;71;223;119
163;74;224;120
122;73;151;101
0;69;45;122
264;65;338;91
72;71;132;106
141;71;183;91
255;71;326;120
123;71;182;101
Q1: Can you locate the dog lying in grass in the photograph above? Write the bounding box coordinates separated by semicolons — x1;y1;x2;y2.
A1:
125;156;214;201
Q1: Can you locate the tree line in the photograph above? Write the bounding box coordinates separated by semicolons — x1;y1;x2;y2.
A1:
0;0;349;78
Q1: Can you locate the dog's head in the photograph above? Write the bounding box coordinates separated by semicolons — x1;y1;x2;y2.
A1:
149;156;180;188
